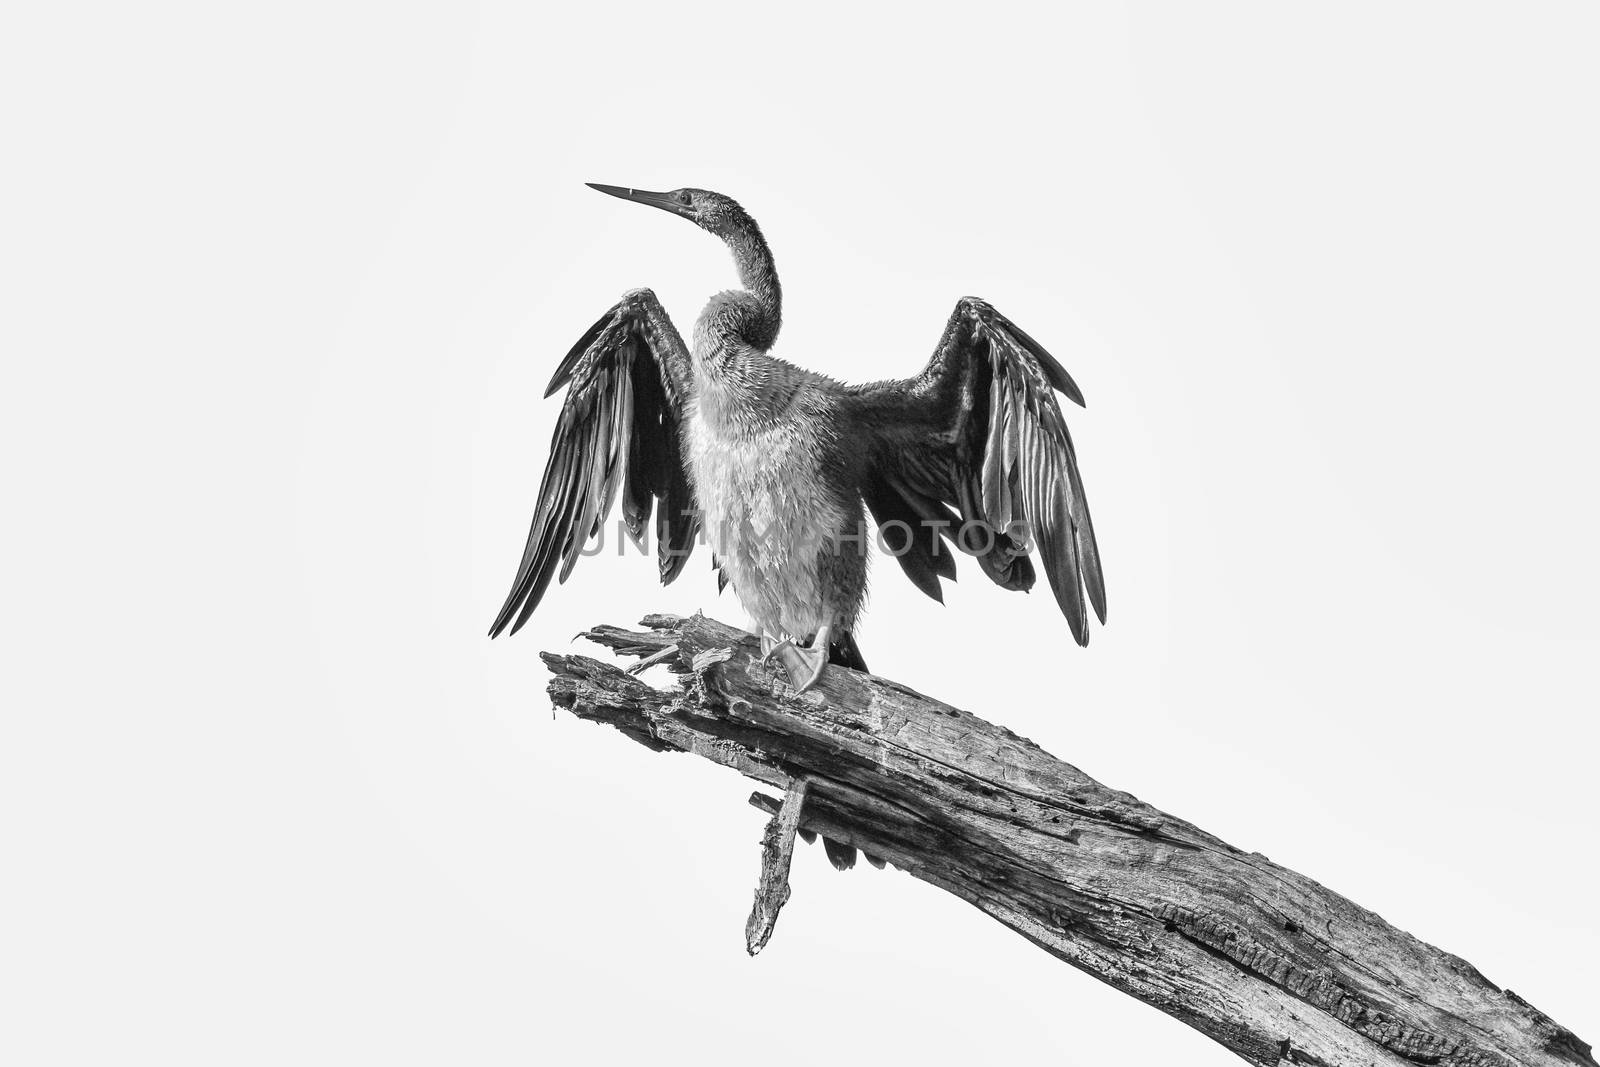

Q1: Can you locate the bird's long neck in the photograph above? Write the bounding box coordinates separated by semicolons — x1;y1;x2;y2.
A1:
721;219;781;350
691;212;783;430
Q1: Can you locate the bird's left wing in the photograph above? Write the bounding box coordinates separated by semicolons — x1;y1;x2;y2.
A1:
841;297;1105;644
489;288;699;638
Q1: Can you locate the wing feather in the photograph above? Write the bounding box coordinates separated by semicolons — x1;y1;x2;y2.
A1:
981;368;1010;527
862;475;948;602
489;289;697;638
841;297;1105;644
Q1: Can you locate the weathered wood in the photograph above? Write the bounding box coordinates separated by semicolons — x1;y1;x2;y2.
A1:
745;776;809;956
541;613;1593;1067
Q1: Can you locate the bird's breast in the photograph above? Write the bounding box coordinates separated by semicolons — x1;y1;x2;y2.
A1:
685;397;836;558
685;394;851;636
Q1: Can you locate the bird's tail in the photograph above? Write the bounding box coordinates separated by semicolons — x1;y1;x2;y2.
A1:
827;631;868;674
818;632;869;871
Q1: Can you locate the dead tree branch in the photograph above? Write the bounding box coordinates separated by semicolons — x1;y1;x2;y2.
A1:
541;613;1592;1067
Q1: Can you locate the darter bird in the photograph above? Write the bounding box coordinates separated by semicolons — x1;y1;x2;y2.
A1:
490;184;1106;703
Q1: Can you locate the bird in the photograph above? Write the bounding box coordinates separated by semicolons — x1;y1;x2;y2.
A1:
490;183;1105;709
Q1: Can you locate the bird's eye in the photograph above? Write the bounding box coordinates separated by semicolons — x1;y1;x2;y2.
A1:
676;191;692;206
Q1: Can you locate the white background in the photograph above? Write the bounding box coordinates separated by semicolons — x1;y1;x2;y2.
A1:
4;3;1597;1064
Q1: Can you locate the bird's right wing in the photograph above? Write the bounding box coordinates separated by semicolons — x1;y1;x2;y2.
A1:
488;288;700;638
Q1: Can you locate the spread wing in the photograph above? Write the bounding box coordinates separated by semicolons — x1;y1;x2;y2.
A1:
842;297;1105;644
488;288;700;638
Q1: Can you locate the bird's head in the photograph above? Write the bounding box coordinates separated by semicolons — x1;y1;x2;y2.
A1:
586;183;751;239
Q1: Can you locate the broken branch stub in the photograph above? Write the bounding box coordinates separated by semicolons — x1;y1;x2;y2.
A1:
745;777;810;955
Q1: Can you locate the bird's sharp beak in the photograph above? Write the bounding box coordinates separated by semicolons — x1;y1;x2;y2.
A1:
585;183;692;219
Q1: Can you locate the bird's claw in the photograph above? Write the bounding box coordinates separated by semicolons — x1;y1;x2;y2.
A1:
774;640;828;695
758;635;792;665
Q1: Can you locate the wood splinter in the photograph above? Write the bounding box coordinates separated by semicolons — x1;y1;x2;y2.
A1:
745;776;810;955
624;642;679;675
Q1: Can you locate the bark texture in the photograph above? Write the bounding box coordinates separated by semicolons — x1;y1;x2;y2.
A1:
541;613;1592;1067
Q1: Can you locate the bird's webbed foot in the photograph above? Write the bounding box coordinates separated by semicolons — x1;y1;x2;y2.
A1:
772;625;830;695
758;634;792;664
